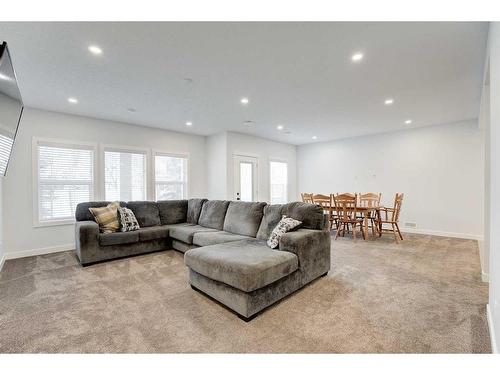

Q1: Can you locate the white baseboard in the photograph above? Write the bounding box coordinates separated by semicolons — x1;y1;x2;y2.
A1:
3;243;74;261
487;304;498;354
401;228;483;241
482;271;490;283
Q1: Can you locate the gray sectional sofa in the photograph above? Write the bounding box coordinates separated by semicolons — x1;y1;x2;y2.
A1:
75;199;331;321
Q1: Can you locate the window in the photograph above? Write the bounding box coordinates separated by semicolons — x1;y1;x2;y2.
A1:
154;153;188;200
0;132;14;175
104;149;146;201
270;161;288;204
35;140;95;223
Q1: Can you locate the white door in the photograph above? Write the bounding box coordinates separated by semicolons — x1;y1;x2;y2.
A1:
234;155;258;201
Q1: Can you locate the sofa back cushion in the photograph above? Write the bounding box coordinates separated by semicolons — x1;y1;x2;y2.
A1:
256;202;325;239
125;201;161;227
198;200;230;230
223;201;266;237
187;198;207;224
281;202;325;230
75;201;126;222
256;204;284;240
157;200;188;225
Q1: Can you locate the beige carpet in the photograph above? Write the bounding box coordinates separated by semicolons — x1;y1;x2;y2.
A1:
0;233;490;353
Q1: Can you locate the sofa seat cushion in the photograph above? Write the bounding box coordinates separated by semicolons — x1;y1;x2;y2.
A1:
184;239;299;292
192;231;252;247
169;224;218;244
99;231;140;246
137;226;169;242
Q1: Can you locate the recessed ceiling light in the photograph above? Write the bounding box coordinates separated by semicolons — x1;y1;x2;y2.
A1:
351;52;364;62
243;120;254;126
240;97;249;105
127;108;137;113
405;119;412;125
67;97;78;104
186;121;193;126
277;125;284;130
384;98;394;105
0;72;12;81
88;45;103;55
312;136;318;140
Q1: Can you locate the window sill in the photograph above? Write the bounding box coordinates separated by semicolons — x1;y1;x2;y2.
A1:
33;219;76;228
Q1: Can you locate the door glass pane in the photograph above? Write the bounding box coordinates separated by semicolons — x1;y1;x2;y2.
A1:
240;162;253;202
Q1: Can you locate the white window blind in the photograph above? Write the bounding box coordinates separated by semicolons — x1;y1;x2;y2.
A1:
0;133;14;175
37;143;94;222
154;154;188;200
270;161;288;204
104;150;146;201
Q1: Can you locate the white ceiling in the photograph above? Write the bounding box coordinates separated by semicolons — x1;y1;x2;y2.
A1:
0;22;488;145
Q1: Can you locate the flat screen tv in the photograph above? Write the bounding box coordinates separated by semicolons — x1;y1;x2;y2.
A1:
0;41;23;176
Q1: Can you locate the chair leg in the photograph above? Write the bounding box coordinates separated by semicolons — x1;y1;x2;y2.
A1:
334;222;340;240
371;218;379;237
352;223;357;241
392;223;399;243
361;223;366;240
395;223;404;241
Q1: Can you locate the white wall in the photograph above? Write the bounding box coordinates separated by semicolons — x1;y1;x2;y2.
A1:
206;132;228;200
479;68;491;282
297;121;484;239
2;107;207;257
226;132;297;203
488;21;500;353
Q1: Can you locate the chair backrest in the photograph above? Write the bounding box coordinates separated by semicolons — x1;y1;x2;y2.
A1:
301;193;314;204
333;193;358;221
312;194;332;210
358;192;381;208
391;193;404;221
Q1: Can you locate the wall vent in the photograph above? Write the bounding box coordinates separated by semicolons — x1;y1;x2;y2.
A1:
404;222;417;228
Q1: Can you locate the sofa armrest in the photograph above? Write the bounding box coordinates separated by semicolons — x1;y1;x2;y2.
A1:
278;229;331;283
75;221;99;265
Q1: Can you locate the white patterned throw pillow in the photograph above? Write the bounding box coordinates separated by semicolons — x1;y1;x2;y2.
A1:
118;207;140;232
267;215;302;249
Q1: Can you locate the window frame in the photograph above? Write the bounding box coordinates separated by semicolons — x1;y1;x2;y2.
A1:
269;158;289;204
152;150;190;200
32;137;98;227
100;143;150;202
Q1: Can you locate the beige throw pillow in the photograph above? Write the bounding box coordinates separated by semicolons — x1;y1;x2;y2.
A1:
89;202;121;234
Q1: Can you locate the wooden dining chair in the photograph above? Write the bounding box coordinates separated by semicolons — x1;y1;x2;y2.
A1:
375;193;404;242
312;194;334;230
358;193;381;236
332;193;365;241
301;193;314;204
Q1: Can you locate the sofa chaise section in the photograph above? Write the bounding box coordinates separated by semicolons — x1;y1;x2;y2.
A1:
184;203;330;321
185;239;299;292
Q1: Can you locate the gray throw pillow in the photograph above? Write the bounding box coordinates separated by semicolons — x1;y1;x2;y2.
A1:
267;215;302;249
118;207;140;232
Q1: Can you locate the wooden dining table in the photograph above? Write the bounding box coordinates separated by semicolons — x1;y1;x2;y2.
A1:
323;206;381;239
